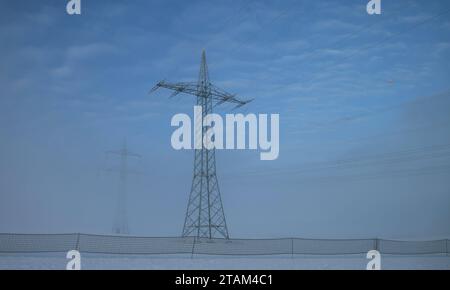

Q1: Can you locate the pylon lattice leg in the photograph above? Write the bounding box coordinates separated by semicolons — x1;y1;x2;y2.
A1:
182;51;229;239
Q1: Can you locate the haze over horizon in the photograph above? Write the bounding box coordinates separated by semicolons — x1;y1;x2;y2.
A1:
0;0;449;240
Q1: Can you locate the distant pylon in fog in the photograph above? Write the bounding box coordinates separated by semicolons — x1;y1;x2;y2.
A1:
105;140;141;235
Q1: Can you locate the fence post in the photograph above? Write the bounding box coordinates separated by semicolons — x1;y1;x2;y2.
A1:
190;237;196;259
75;233;81;252
291;238;294;258
374;238;379;252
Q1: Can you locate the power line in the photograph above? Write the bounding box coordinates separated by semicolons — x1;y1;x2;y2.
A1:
288;164;450;184
296;8;450;88
279;3;416;76
230;7;292;54
224;164;450;184
159;1;259;82
223;142;450;179
287;89;450;135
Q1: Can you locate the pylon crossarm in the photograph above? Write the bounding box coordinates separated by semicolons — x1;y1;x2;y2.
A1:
209;85;249;106
154;81;198;95
154;81;252;108
106;150;141;159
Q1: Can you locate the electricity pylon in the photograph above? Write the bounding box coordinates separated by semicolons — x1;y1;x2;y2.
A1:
151;50;252;239
105;140;141;235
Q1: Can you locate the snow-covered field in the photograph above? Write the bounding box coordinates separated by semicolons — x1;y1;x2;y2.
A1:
1;253;449;270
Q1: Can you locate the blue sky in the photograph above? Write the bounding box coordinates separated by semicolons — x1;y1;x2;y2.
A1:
0;0;450;239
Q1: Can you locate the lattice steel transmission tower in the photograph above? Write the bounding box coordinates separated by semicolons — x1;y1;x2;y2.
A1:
151;50;252;239
105;141;141;235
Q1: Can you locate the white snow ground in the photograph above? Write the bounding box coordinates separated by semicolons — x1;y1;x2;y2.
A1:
0;253;449;270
